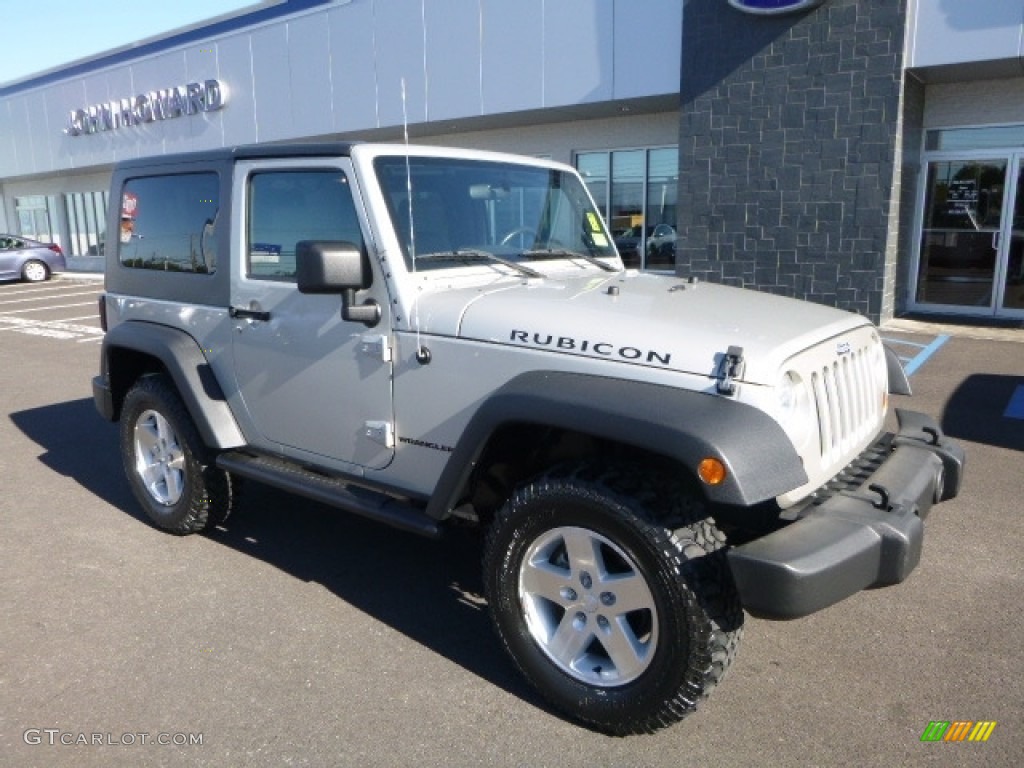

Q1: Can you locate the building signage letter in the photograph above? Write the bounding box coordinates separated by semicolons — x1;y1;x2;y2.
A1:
64;79;228;137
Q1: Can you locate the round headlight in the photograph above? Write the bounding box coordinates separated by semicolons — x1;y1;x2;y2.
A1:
777;370;815;450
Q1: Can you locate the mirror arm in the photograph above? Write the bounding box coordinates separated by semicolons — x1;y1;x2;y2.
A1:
341;289;381;327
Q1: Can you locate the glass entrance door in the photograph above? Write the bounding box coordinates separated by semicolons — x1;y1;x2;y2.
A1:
914;154;1024;316
997;158;1024;312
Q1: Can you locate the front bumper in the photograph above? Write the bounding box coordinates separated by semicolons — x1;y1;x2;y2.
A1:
727;409;964;619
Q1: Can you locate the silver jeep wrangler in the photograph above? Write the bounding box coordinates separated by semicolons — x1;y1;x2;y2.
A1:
93;143;964;734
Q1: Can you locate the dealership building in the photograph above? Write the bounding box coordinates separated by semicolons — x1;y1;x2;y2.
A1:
1;0;1022;322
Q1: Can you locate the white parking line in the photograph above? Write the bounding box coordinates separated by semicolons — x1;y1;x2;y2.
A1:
0;317;103;334
0;289;101;306
53;315;100;323
0;284;90;295
0;301;98;315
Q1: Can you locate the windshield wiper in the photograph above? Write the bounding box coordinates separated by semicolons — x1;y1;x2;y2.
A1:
414;249;544;278
520;248;619;273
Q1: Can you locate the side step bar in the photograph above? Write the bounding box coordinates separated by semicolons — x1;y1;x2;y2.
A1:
216;451;441;539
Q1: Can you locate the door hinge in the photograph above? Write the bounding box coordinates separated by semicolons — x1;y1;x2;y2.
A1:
364;421;395;448
359;334;392;362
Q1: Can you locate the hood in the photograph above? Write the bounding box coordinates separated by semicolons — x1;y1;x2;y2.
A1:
413;271;871;384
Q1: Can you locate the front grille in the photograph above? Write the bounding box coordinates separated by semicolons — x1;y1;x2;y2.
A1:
810;342;881;467
804;433;893;509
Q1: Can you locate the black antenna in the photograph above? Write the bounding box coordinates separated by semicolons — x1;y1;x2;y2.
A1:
401;78;430;364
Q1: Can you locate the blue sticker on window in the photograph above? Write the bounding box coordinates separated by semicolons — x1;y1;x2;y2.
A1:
728;0;826;15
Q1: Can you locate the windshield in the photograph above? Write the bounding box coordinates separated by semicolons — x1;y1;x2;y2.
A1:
374;155;619;272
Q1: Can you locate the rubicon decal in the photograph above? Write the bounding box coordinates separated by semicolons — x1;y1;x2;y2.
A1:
509;330;672;366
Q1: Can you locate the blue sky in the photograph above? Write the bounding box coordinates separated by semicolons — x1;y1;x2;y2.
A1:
0;0;260;85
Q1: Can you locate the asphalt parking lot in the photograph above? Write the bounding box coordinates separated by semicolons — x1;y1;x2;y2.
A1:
1;275;1021;767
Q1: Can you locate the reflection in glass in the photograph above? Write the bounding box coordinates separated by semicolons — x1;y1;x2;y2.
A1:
576;147;679;271
576;153;608;221
1002;165;1024;310
916;159;1005;308
119;174;220;273
645;148;677;270
609;151;644;268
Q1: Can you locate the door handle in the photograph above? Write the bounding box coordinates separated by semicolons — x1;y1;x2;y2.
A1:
229;306;271;321
992;231;1001;251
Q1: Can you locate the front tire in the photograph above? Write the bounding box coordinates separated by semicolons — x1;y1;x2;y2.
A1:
483;463;743;735
120;374;234;534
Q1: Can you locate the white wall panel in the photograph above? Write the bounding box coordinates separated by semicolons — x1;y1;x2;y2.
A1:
98;66;140;163
24;90;55;173
544;0;614;106
216;34;259;146
4;98;30;176
374;0;428;127
288;15;335;138
424;0;482;121
481;0;544;114
128;52;184;156
150;53;195;156
0;0;683;181
73;71;118;168
614;0;682;98
909;0;1023;69
46;80;86;170
185;44;227;151
328;0;378;133
251;25;294;142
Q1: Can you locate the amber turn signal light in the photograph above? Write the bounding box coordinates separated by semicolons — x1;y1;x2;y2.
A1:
697;457;727;486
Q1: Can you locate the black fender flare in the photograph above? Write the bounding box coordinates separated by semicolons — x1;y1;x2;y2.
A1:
100;321;245;450
426;371;808;519
885;344;912;396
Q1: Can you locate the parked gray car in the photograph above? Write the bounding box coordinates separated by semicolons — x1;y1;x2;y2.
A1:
0;235;66;282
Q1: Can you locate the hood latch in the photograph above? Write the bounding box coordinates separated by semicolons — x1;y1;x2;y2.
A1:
715;346;745;395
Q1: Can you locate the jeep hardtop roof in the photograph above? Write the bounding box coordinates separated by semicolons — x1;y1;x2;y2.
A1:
112;142;360;172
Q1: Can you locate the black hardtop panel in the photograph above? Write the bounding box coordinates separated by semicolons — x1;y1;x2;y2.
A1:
112;142;358;173
104;142;358;305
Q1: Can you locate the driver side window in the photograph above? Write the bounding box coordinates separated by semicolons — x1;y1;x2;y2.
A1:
247;169;364;281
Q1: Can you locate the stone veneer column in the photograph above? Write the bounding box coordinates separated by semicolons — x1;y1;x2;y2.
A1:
676;0;910;323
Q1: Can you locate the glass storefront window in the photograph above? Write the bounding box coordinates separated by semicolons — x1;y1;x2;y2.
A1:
576;147;678;271
576;153;609;221
15;196;60;248
65;190;109;256
646;148;678;270
926;125;1024;152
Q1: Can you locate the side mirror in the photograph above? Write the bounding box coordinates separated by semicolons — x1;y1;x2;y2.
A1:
296;240;380;327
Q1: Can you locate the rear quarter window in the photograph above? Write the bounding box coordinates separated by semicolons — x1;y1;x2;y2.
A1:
119;173;219;274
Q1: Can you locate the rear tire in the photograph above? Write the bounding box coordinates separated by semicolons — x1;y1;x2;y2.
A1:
483;462;743;735
21;260;49;283
120;374;234;534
